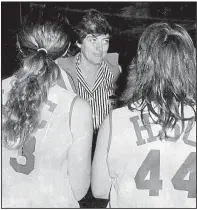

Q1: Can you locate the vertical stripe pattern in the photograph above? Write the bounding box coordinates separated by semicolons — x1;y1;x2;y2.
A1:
76;54;114;132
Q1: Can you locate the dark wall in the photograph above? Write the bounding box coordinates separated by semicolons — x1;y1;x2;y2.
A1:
1;2;196;79
1;2;21;79
20;2;197;63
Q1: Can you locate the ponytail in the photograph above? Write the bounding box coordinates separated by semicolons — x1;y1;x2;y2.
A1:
3;49;60;149
3;21;70;150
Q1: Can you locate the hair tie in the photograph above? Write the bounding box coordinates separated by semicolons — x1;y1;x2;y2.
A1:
37;48;48;54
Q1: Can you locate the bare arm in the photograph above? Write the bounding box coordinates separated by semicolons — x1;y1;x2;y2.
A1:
67;97;93;201
91;114;111;199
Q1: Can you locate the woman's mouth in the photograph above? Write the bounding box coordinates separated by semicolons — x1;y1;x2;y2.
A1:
94;53;102;57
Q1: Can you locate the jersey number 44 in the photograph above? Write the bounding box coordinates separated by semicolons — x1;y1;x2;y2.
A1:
134;150;196;198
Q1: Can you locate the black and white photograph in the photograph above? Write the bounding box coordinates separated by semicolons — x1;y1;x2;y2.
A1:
1;1;196;208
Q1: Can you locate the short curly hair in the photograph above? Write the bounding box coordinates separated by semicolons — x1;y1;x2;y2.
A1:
75;8;112;44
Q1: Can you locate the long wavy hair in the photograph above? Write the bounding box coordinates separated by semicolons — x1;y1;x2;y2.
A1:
2;20;71;150
121;22;196;139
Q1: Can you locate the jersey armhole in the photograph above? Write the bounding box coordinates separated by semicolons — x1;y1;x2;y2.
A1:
107;110;113;153
69;95;78;131
118;65;122;73
107;110;113;208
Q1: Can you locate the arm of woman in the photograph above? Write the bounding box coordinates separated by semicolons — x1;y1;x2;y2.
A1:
91;114;112;199
67;97;93;201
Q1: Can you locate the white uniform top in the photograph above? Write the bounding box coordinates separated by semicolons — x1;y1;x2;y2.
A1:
2;74;80;208
107;106;196;208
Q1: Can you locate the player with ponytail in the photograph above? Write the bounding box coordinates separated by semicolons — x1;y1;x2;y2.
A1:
2;19;92;208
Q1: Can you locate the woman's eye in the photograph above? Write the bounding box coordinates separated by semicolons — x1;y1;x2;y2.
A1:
89;38;96;42
103;39;109;44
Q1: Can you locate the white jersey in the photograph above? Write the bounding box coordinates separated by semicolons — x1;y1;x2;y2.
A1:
107;106;196;208
2;74;79;208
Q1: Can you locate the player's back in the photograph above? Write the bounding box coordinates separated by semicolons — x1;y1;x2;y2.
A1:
2;76;79;208
107;106;196;208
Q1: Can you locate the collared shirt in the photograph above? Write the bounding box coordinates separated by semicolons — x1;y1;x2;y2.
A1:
76;54;115;132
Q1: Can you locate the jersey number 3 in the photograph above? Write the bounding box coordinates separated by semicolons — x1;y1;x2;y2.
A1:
134;150;196;198
10;137;36;175
9;100;57;175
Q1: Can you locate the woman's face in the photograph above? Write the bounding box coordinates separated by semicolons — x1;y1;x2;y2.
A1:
77;34;110;65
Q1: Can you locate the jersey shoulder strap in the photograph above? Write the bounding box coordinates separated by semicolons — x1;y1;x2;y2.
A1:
107;110;113;153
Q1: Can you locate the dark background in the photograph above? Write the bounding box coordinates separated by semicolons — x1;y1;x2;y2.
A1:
1;2;196;80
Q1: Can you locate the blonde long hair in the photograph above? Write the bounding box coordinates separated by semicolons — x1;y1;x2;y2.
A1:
2;20;70;149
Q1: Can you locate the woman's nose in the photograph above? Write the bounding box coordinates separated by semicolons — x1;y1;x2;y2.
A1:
95;41;103;51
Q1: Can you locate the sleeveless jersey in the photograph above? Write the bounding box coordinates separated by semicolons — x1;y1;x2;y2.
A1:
2;74;79;208
107;106;196;208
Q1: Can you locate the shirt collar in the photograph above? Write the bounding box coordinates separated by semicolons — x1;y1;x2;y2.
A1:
76;53;113;92
76;53;104;72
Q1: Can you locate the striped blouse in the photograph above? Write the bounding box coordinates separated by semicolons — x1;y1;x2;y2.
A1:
76;54;115;132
